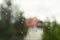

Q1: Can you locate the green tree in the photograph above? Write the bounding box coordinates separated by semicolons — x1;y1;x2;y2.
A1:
0;0;27;40
43;19;60;40
14;12;27;40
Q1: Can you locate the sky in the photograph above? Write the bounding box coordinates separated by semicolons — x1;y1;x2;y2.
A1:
0;0;60;23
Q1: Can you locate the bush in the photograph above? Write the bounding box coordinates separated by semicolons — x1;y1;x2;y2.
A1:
43;20;60;40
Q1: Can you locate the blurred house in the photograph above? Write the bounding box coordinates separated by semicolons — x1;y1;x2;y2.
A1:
25;17;38;27
24;17;43;40
25;17;43;28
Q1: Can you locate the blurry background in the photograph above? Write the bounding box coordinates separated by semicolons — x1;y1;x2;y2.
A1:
0;0;60;40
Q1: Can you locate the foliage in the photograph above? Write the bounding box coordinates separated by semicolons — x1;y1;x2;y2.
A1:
43;19;60;40
14;12;27;40
0;0;27;40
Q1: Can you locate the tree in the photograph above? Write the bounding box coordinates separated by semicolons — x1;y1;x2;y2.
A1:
0;0;15;40
43;19;60;40
0;0;27;40
14;12;27;40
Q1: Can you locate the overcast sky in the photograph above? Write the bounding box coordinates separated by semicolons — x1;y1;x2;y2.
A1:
0;0;60;23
